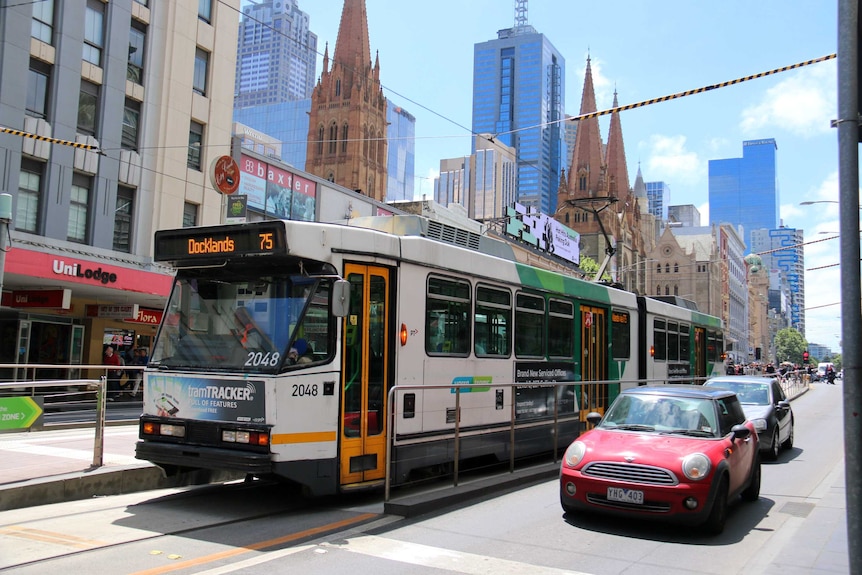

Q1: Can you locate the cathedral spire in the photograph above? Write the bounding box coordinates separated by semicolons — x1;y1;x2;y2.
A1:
332;0;371;89
605;89;630;198
567;55;605;198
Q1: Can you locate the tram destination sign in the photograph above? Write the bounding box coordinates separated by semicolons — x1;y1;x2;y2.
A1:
154;222;286;261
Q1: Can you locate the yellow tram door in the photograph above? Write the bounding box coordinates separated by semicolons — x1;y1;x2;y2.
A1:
340;264;389;486
580;305;608;422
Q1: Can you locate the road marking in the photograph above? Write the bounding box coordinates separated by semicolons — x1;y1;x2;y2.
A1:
0;526;108;549
128;512;378;575
321;535;596;575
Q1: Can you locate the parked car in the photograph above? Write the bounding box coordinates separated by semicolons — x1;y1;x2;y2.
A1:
703;375;793;460
560;385;760;535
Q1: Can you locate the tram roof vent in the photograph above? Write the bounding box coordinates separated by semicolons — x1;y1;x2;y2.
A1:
426;220;482;251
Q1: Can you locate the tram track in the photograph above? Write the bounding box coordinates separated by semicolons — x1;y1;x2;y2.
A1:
0;478;386;573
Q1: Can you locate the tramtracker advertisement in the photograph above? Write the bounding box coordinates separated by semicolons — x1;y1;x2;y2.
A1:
144;375;265;423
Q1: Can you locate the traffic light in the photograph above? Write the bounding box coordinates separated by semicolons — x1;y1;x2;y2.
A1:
803;351;810;364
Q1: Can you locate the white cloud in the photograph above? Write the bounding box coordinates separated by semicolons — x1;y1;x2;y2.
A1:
740;63;837;137
642;134;703;185
697;202;709;224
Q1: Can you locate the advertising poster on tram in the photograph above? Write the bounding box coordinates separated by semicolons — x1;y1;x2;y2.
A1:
144;374;265;423
514;361;579;420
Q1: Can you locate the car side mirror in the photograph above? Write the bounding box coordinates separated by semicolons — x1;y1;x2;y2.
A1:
777;400;791;410
332;279;350;317
731;424;752;440
586;411;603;426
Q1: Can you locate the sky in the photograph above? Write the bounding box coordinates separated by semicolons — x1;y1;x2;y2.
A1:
283;0;845;353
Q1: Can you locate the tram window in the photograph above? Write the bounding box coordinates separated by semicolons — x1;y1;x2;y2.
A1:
474;285;511;357
668;321;679;361
611;310;631;360
426;276;471;356
515;292;544;357
653;319;667;361
679;324;690;361
548;299;573;358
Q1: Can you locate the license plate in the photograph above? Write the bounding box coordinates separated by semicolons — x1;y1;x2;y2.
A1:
607;487;644;505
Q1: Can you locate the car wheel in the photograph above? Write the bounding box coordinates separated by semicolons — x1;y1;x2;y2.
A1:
704;476;729;535
781;419;794;450
742;456;761;502
768;428;780;460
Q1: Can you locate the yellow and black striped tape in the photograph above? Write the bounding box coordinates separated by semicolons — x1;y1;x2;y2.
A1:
569;53;837;123
0;125;100;151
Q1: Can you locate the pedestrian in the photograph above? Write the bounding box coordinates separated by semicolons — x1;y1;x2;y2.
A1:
826;365;836;384
103;345;123;401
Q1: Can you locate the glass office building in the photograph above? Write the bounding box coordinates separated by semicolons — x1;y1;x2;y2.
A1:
235;0;317;107
708;139;780;252
387;105;416;202
750;228;805;335
646;181;671;220
472;25;565;215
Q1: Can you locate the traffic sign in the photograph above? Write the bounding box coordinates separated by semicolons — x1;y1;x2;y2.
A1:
0;397;44;431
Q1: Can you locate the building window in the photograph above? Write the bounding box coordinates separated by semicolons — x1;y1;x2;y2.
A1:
674;285;679;296
335;79;341;97
341;123;348;153
26;59;51;119
31;0;54;44
188;121;203;170
656;285;661;295
317;125;324;155
114;186;134;252
674;263;679;273
657;264;661;274
183;202;198;227
665;285;670;295
83;0;105;66
665;263;670;274
328;121;337;154
193;48;209;96
128;21;146;84
68;174;91;243
17;159;43;233
198;0;212;23
78;81;99;136
122;99;140;150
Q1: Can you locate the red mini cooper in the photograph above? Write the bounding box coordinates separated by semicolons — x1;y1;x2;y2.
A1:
560;385;760;535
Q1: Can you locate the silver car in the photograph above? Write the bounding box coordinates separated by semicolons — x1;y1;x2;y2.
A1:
703;376;794;460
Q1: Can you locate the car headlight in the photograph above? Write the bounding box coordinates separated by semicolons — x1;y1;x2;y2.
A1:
751;418;767;432
563;441;587;467
682;453;711;481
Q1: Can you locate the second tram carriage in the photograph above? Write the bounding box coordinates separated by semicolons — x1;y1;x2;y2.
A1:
136;216;724;495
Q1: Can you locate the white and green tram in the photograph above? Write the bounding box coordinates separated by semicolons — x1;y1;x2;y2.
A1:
136;216;725;495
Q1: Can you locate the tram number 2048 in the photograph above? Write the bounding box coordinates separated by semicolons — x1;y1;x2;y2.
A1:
292;383;319;397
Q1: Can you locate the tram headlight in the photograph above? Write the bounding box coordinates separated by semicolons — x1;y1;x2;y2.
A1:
158;424;186;438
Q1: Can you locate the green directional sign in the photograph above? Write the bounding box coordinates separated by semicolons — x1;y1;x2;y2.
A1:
0;396;44;431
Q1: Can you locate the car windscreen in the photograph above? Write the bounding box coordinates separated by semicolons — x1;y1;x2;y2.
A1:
600;394;718;437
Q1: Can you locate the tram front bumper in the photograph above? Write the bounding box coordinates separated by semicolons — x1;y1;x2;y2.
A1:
135;440;272;475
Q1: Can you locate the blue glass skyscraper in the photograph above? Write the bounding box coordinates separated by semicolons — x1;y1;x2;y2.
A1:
646;181;671;221
472;17;565;215
708;139;780;252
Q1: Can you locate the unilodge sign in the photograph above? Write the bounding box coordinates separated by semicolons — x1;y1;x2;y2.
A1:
0;397;44;431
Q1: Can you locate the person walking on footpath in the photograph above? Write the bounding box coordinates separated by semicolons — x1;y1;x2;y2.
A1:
103;345;123;401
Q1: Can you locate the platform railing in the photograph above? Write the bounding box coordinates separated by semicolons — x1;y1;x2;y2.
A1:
0;378;107;468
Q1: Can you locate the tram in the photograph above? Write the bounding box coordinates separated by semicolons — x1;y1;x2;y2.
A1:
136;216;724;495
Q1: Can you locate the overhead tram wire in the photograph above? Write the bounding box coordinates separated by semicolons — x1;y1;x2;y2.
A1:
492;53;837;142
0;52;837;174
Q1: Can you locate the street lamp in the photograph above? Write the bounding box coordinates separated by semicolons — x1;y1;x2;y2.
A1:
799;200;862;208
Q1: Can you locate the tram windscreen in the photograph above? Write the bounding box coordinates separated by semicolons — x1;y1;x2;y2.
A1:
150;273;331;373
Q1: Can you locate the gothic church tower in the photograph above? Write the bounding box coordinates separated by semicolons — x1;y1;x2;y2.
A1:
305;0;388;200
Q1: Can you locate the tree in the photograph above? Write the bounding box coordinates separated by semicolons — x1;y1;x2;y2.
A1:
774;328;808;364
579;255;612;282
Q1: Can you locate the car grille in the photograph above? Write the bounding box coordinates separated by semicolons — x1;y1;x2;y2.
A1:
583;461;678;485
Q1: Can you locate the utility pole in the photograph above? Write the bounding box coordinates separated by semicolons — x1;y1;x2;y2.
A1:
836;2;861;572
